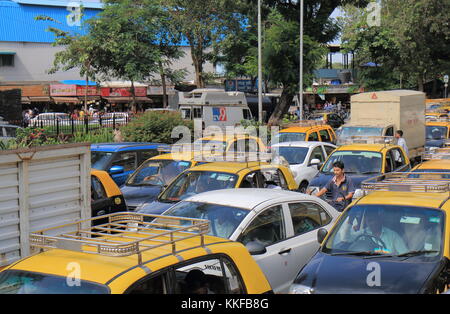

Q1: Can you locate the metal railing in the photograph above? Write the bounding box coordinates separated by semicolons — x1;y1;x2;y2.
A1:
30;212;210;265
337;135;396;146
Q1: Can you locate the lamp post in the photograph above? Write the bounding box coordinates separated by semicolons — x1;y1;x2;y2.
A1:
258;0;263;123
298;0;304;121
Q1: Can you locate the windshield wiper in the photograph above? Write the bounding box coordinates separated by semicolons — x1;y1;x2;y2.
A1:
395;250;439;258
330;250;386;257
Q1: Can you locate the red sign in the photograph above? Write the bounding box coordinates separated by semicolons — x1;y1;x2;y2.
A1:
371;93;378;99
76;86;100;96
101;87;147;97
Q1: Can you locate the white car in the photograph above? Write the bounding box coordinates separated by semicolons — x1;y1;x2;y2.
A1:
158;188;341;293
271;141;337;192
29;112;70;126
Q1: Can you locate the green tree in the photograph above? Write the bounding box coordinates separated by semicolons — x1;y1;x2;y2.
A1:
163;0;244;88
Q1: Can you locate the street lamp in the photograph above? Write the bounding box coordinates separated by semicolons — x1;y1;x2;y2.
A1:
258;0;263;123
298;0;304;121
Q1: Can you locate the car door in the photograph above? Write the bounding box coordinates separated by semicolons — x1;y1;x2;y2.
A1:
236;204;291;293
307;131;319;142
280;201;334;291
91;175;111;218
389;148;410;172
302;145;325;182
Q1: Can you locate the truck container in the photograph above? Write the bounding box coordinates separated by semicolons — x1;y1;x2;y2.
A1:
338;90;425;162
0;143;91;267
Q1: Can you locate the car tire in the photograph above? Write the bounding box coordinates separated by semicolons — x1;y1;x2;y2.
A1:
298;181;308;193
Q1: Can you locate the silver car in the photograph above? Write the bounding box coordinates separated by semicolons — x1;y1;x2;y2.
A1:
158;188;341;293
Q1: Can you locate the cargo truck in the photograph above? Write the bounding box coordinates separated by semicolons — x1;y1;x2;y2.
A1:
337;90;426;164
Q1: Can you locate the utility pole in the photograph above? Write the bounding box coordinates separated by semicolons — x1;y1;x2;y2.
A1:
298;0;304;121
258;0;263;123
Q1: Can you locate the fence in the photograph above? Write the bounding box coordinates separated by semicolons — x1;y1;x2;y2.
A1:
9;113;135;136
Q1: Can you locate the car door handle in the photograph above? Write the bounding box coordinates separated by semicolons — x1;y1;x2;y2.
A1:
278;248;292;255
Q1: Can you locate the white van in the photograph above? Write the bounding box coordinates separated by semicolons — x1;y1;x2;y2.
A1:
178;89;253;129
0;122;20;143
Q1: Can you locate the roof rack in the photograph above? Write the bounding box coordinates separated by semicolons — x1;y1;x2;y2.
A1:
337;136;396;146
30;212;210;265
361;172;450;193
422;148;450;160
282;120;326;128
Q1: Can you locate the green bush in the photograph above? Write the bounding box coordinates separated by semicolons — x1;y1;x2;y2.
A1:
72;128;114;144
120;111;194;144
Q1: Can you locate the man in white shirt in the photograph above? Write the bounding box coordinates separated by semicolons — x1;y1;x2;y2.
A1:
395;130;409;159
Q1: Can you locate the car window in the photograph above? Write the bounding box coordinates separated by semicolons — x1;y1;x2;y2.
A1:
288;202;332;236
91;176;107;201
128;272;169;294
111;152;137;172
319;130;331;143
391;148;406;170
139;150;159;164
324;145;336;156
385;127;394;137
238;205;286;248
308;132;319;141
243;109;252;120
174;257;245;294
240;171;264;188
309;146;325;163
261;168;288;189
193;107;202;119
385;151;394;173
4;126;17;137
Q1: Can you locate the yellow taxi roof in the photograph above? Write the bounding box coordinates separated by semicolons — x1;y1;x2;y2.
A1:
8;234;234;285
279;125;328;133
188;161;271;174
335;144;390;152
150;151;197;162
426;121;450;127
199;134;261;142
413;159;450;171
356;191;449;209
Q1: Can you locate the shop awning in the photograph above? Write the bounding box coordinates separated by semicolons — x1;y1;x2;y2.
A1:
29;97;52;102
21;96;31;104
103;97;153;103
52;97;80;104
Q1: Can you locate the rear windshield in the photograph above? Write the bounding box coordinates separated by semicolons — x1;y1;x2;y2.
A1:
0;270;109;294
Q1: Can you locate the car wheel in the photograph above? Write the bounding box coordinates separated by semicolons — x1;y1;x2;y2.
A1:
298;181;308;193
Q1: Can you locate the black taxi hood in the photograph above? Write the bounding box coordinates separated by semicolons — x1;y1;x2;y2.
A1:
295;251;442;294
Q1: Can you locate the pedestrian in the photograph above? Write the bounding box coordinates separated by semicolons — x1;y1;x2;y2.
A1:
23;110;31;127
113;124;124;142
308;161;355;211
395;130;409;157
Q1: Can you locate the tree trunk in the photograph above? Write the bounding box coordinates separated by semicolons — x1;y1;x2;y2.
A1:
191;45;204;88
418;76;424;92
84;74;89;113
268;87;295;126
159;61;168;108
131;80;137;113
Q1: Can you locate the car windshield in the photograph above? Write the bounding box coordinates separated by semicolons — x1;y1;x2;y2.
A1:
273;132;306;144
340;127;384;137
272;146;309;165
127;159;192;186
321;151;382;174
0;270;109;294
159;171;238;203
322;204;444;257
309;115;324;121
426;126;448;140
91;151;114;170
161;201;250;238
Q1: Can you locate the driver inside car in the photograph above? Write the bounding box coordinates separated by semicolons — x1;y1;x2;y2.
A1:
337;209;408;255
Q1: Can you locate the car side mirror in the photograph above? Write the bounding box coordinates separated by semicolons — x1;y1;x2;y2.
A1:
109;165;125;175
245;241;267;255
309;158;321;167
317;228;328;244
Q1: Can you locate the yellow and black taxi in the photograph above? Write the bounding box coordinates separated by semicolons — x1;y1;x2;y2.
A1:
291;172;450;294
192;134;267;153
308;138;411;199
120;150;207;211
426;120;450;148
91;170;127;219
0;213;273;294
309;111;345;129
135;155;298;216
272;121;337;145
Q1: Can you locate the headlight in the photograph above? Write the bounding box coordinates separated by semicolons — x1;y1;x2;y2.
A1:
353;189;366;199
289;283;315;294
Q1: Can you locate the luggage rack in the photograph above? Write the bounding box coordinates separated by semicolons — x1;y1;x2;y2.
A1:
282;120;326;128
422;148;450;160
29;213;210;265
361;172;450;193
337;136;396;146
192;151;273;163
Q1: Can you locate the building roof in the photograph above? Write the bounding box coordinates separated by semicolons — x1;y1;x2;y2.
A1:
0;0;101;43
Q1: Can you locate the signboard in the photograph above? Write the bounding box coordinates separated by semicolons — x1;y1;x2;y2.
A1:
147;86;176;95
101;87;147;97
76;86;100;96
212;107;227;121
305;85;363;94
224;79;256;92
50;84;77;96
